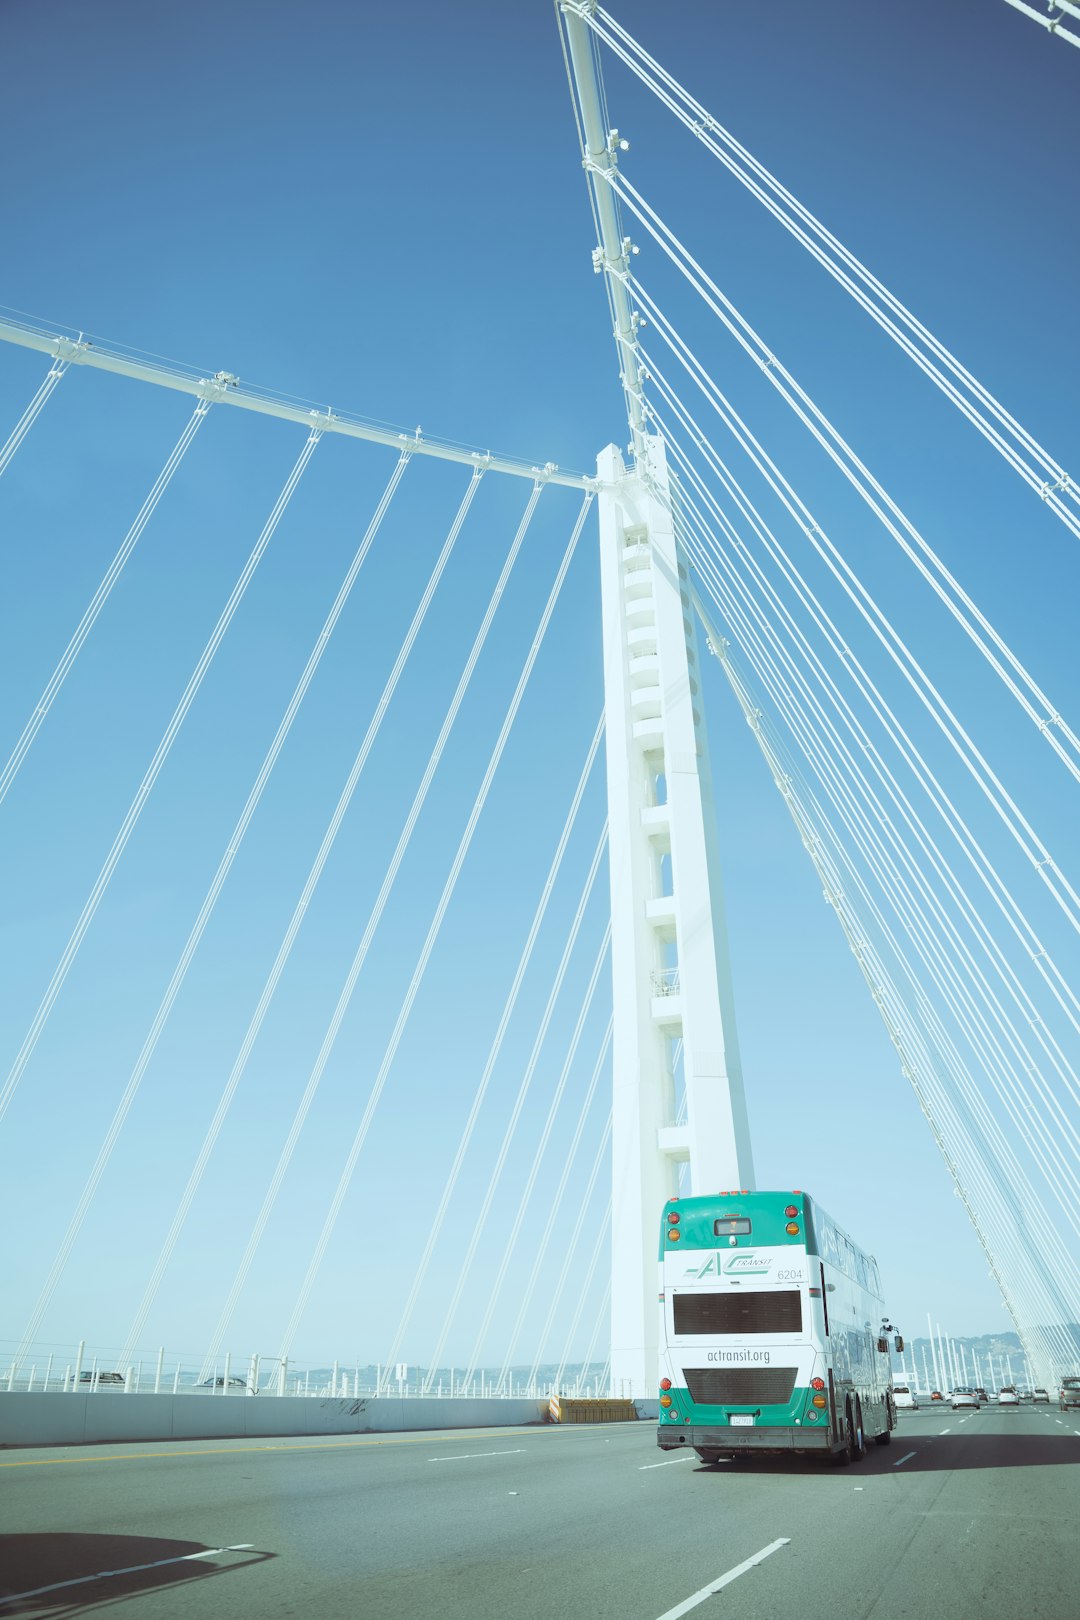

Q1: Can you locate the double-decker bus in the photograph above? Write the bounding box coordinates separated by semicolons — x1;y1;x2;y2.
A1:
656;1189;901;1464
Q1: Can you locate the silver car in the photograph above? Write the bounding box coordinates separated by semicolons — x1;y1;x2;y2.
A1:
952;1387;980;1410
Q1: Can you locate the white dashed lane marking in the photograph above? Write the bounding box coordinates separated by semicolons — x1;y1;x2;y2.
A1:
892;1450;917;1467
654;1538;790;1620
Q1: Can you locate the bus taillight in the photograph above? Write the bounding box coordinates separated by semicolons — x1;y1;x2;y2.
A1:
785;1222;800;1235
667;1211;680;1224
785;1204;799;1217
660;1395;673;1408
811;1377;825;1390
811;1395;828;1409
660;1378;672;1390
667;1229;681;1241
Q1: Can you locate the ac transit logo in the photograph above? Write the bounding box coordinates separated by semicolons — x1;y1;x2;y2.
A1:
684;1251;769;1279
723;1253;769;1276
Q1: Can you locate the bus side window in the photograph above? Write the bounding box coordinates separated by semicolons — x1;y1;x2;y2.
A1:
820;1264;830;1336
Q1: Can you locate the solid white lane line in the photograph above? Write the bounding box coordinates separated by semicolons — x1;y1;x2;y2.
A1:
427;1449;527;1462
640;1455;695;1470
653;1539;790;1620
892;1451;917;1468
0;1545;255;1604
939;1428;951;1435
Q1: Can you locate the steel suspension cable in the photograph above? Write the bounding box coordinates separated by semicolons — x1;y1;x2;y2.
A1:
711;639;1079;1372
12;450;411;1370
663;427;1080;1163
517;1081;612;1394
0;352;72;480
574;4;1080;529
554;1207;611;1393
277;490;595;1364
638;339;1080;1016
680;524;1080;1226
421;820;609;1392
461;921;611;1387
381;715;605;1381
0;426;322;1127
601;182;1080;785
496;1020;612;1392
656;394;1080;1096
0;400;213;809
121;463;483;1365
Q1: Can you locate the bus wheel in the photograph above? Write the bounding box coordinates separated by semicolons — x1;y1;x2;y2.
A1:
875;1397;894;1445
831;1402;855;1466
852;1399;867;1462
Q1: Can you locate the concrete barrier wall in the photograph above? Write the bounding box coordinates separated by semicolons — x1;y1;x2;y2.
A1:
0;1392;551;1450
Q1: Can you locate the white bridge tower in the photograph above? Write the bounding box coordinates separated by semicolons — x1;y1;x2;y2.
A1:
599;437;755;1398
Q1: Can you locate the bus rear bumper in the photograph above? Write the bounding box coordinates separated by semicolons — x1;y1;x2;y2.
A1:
658;1424;832;1454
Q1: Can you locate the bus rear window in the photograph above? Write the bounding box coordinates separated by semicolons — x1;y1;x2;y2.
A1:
713;1218;751;1236
673;1290;802;1336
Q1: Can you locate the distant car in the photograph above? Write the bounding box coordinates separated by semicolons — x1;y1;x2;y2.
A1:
1059;1378;1080;1411
193;1375;249;1392
930;1390;943;1402
998;1387;1019;1407
952;1387;979;1410
1032;1388;1049;1404
892;1384;918;1410
1018;1389;1034;1403
78;1370;125;1387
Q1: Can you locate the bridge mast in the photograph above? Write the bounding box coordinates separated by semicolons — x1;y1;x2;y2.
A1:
598;439;754;1398
560;2;755;1396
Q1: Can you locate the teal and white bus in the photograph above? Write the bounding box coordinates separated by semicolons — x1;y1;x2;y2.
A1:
656;1189;901;1464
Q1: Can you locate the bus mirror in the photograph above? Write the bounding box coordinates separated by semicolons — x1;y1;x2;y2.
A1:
894;1335;904;1353
877;1336;889;1353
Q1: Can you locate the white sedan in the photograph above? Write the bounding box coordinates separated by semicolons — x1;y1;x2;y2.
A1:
998;1387;1020;1406
952;1387;979;1410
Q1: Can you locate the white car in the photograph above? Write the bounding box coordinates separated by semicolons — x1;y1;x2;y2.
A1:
892;1384;919;1410
998;1386;1019;1406
952;1387;979;1410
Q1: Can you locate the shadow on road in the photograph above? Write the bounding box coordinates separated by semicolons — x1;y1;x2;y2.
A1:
0;1533;274;1615
689;1429;1079;1476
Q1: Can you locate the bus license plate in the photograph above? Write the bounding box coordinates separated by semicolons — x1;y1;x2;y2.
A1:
730;1415;754;1426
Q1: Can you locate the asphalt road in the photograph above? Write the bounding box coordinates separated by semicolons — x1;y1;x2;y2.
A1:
1;1405;1077;1618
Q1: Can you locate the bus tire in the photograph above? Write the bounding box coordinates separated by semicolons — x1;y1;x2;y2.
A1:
852;1398;867;1461
831;1402;855;1466
875;1396;894;1444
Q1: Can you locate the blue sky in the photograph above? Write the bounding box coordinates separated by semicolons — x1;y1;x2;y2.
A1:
1;0;1077;1371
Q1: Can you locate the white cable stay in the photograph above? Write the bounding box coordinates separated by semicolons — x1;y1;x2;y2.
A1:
554;1215;611;1394
422;821;609;1393
516;1082;612;1394
664;436;1080;1143
275;492;595;1366
0;398;213;809
0;314;593;491
1002;0;1080;48
496;1022;612;1392
120;464;491;1365
623;261;1080;866
683;545;1080;1228
708;635;1079;1374
10;451;413;1372
461;922;611;1388
671;480;1080;1170
0;348;78;480
0;425;323;1129
638;343;1080;1022
569;4;1080;525
380;718;605;1383
597;181;1080;790
652;389;1080;1090
687;550;1080;1258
